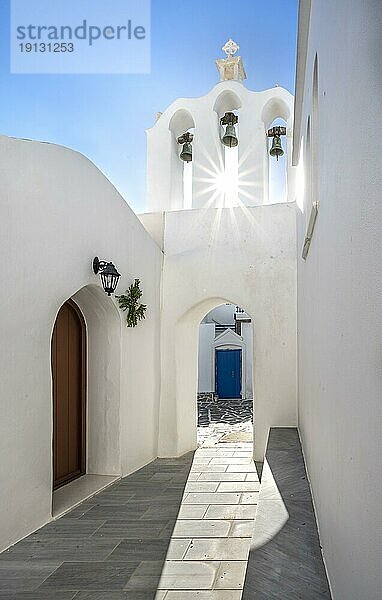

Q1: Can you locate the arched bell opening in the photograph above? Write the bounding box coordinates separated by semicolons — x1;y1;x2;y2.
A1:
267;117;288;204
169;109;196;210
213;91;243;207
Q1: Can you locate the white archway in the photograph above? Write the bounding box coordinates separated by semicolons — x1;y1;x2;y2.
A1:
159;297;255;457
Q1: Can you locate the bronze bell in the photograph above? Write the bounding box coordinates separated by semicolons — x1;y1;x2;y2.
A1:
221;112;239;148
267;126;286;161
269;135;284;161
177;132;193;162
222;123;239;148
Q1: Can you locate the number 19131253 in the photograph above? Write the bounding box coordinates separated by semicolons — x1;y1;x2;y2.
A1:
19;42;74;53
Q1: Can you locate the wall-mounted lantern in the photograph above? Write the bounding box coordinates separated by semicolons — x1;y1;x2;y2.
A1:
93;257;121;296
177;132;193;162
267;126;287;160
221;112;239;148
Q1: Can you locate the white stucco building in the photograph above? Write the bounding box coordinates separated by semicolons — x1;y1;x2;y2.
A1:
1;4;382;596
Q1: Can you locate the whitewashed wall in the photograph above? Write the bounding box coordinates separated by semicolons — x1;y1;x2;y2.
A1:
242;323;254;399
0;136;162;552
198;323;215;392
140;203;297;460
294;1;382;598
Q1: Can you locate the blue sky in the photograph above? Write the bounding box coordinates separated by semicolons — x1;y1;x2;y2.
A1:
0;0;298;213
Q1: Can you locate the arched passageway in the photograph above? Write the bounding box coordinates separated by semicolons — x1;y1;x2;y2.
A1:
197;302;254;447
159;296;256;457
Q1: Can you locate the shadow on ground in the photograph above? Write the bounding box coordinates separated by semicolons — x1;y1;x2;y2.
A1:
0;452;194;600
242;428;331;600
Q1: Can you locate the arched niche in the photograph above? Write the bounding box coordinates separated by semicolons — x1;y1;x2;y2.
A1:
213;90;243;117
168;108;195;139
261;97;291;130
69;284;122;477
311;54;319;205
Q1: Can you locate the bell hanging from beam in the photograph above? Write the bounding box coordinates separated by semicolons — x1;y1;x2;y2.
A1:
220;112;239;148
177;132;193;162
267;126;287;161
269;135;284;161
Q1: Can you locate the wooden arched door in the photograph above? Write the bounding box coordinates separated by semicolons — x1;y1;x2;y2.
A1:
52;300;86;490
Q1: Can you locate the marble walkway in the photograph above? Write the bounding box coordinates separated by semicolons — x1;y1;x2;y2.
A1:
155;440;258;599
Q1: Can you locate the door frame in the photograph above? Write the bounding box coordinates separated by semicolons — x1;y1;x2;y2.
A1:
52;298;87;490
213;343;246;399
215;347;242;399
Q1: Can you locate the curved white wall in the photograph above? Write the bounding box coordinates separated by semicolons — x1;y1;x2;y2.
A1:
0;135;162;551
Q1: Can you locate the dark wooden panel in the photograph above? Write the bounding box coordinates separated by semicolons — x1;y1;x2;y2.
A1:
52;300;86;490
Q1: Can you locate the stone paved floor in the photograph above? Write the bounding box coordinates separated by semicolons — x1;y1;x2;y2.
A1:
0;455;194;599
0;404;256;599
198;399;253;428
197;399;253;448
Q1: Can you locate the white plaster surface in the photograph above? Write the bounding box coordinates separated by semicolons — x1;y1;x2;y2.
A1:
294;1;382;598
198;323;216;392
0;135;162;552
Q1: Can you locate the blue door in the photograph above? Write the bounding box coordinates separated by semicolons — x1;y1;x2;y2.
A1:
216;349;242;399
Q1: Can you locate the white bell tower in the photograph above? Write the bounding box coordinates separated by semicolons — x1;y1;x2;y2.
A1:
146;41;295;212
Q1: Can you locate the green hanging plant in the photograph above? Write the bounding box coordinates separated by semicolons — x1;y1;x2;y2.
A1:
116;279;147;327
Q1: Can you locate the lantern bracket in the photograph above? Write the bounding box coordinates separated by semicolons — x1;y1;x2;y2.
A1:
93;256;108;275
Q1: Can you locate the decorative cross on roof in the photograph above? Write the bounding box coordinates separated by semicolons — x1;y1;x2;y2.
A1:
222;39;240;57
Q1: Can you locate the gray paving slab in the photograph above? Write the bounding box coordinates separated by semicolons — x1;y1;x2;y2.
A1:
39;562;140;591
0;593;77;600
74;593;160;600
242;427;332;600
0;561;61;592
0;454;193;597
